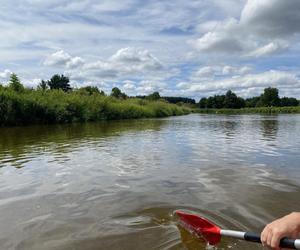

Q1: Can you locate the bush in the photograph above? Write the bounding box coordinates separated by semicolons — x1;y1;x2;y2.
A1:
0;88;191;126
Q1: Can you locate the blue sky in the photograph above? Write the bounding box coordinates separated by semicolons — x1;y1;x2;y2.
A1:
1;0;300;100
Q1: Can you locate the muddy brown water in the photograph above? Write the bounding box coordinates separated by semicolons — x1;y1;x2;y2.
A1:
0;114;300;250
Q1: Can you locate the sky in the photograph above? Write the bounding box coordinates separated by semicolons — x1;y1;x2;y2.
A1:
1;0;300;100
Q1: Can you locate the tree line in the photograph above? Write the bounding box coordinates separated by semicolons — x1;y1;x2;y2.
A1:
2;73;196;104
198;88;299;109
2;73;299;109
0;73;190;126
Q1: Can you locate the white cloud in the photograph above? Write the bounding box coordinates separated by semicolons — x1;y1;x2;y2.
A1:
247;42;288;58
191;65;252;82
241;0;300;37
190;19;245;54
222;65;252;75
136;80;168;95
0;69;12;81
179;70;300;98
194;66;215;79
191;0;300;57
110;47;163;72
123;80;136;90
1;0;300;98
44;47;165;84
44;50;84;69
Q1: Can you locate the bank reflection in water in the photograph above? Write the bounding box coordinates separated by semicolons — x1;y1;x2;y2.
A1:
260;116;279;141
0;114;300;250
0;119;167;169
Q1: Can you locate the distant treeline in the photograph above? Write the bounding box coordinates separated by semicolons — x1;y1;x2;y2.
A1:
0;74;190;126
136;92;196;104
198;88;299;109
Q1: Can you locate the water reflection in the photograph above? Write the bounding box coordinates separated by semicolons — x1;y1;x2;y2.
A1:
0;120;167;169
219;118;239;139
260;117;279;141
0;114;300;249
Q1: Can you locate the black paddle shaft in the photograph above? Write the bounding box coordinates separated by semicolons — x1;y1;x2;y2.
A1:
244;232;296;249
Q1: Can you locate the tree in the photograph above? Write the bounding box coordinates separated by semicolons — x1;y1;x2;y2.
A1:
147;91;160;101
224;90;237;108
211;95;225;109
79;86;105;96
260;87;280;107
47;74;71;92
8;73;24;92
199;97;207;108
245;96;260;108
280;97;299;107
111;87;126;98
163;96;196;104
223;90;245;109
37;80;48;90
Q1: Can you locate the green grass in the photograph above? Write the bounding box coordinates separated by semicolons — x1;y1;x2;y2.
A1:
0;88;191;126
196;106;300;114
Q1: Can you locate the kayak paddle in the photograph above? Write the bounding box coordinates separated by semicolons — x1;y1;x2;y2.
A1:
175;210;300;249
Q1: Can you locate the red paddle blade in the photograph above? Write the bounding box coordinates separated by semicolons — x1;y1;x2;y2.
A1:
175;210;221;245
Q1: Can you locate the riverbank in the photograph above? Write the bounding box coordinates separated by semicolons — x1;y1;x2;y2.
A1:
196;106;300;114
0;88;191;126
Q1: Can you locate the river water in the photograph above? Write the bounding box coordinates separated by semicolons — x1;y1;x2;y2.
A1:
0;114;300;250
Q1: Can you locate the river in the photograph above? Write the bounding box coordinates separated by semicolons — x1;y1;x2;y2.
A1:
0;114;300;250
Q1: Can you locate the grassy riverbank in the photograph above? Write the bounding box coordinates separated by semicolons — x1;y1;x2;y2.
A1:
196;106;300;114
0;88;191;126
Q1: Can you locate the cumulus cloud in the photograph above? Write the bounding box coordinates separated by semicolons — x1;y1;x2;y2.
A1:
222;65;252;75
42;47;172;94
110;48;163;71
247;42;288;58
191;65;252;82
241;0;300;37
190;18;246;54
45;47;164;82
193;66;215;79
0;69;12;81
135;80;168;95
191;0;300;57
44;50;84;69
179;70;300;98
2;0;300;98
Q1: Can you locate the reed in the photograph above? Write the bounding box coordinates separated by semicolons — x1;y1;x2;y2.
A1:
0;88;191;126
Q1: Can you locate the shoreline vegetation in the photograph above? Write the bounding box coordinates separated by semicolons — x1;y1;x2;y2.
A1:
196;87;300;114
1;73;300;126
196;106;300;114
0;74;191;126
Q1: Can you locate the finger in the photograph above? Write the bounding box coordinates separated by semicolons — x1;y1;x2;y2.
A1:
270;232;280;250
267;230;273;248
261;228;269;245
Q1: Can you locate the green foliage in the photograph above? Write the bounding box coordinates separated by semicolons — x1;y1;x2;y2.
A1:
245;96;260;108
280;97;299;107
47;74;71;92
77;86;105;96
137;95;196;105
8;73;24;92
205;95;225;109
0;88;190;126
224;90;245;109
163;96;196;105
147;91;161;101
111;87;127;99
197;106;300;115
37;80;48;90
199;88;298;109
260;87;280;107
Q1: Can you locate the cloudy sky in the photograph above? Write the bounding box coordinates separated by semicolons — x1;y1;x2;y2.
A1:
1;0;300;100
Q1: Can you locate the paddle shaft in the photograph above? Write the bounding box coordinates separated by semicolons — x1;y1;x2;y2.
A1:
221;230;300;249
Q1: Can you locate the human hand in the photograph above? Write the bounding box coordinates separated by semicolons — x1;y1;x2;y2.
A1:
261;212;300;250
